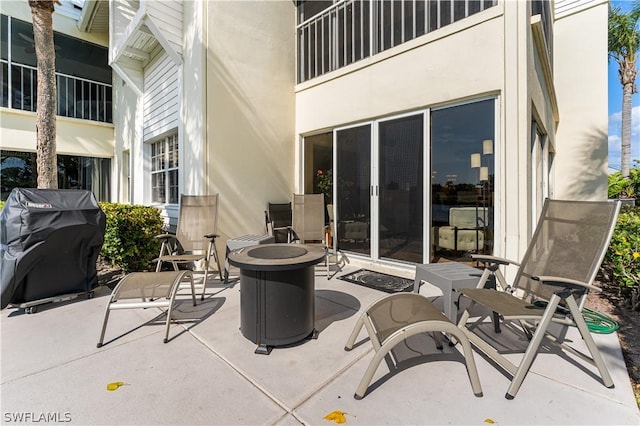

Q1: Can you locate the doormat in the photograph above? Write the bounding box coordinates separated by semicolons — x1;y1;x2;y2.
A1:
338;269;414;293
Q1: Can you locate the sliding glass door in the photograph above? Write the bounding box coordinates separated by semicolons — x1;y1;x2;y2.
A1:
377;114;424;263
313;97;495;265
335;125;372;257
431;99;495;261
334;114;424;263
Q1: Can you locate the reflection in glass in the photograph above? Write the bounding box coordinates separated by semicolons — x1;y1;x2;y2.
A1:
303;132;333;203
431;99;494;261
336;125;371;256
0;150;111;201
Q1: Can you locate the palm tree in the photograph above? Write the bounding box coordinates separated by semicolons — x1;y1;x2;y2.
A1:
28;0;60;188
608;3;640;180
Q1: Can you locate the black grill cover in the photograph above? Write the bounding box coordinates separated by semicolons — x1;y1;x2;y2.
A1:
1;188;106;309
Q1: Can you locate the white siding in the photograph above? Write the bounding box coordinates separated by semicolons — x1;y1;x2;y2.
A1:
111;0;139;42
146;1;183;57
143;52;179;140
555;0;605;18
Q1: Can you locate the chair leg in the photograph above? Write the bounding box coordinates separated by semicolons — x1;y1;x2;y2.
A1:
344;313;366;351
96;299;113;348
505;294;562;399
354;340;393;399
200;264;209;301
565;295;614;388
210;240;223;281
432;331;444;350
187;272;197;307
443;324;483;397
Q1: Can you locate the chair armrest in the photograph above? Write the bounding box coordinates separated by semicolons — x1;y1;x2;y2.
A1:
470;254;520;267
155;234;175;240
204;233;219;240
532;275;601;293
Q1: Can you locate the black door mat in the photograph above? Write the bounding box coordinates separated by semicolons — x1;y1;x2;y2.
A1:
338;269;414;293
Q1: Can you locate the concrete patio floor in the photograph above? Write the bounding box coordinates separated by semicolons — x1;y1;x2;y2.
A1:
1;261;639;425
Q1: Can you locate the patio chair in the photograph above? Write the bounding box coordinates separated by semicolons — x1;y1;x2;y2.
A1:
344;292;483;399
97;270;196;346
155;194;223;300
291;193;330;277
456;198;621;399
436;207;487;252
264;202;293;243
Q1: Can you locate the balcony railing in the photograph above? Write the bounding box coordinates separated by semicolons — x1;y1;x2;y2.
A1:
1;61;113;124
297;0;497;83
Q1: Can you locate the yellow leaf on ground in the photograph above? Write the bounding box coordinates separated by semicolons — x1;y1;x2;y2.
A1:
484;419;497;424
323;410;354;424
106;381;125;391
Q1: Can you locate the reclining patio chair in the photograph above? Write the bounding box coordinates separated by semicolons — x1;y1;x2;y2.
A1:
155;194;223;300
291;194;330;277
344;292;483;399
456;198;621;399
97;270;196;346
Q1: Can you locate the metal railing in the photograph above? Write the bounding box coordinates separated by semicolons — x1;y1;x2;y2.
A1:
297;0;497;83
1;61;113;123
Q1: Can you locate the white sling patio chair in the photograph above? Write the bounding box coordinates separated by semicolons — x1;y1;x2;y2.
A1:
291;194;331;277
155;194;223;300
97;270;196;346
456;198;621;399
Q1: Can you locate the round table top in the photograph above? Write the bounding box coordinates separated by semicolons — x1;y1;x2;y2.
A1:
227;243;326;271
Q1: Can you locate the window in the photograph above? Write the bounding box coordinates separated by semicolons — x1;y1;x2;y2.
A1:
0;15;112;122
0;150;111;201
531;121;554;232
297;0;497;82
151;133;179;204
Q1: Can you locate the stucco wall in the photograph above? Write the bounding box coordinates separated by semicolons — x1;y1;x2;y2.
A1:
112;73;141;202
181;0;206;197
206;0;296;243
1;109;114;157
553;1;608;200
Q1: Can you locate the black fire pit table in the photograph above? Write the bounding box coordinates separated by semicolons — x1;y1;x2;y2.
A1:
228;243;326;355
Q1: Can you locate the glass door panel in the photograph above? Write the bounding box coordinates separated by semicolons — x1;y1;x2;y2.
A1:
378;114;424;263
335;125;372;256
431;99;495;261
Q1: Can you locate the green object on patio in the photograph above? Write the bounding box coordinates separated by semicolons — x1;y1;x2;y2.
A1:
532;300;620;334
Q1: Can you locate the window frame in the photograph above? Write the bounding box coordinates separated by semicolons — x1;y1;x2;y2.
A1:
150;132;179;205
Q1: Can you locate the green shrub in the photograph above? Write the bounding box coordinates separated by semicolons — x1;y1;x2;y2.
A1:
608;166;640;199
603;206;640;309
99;202;165;273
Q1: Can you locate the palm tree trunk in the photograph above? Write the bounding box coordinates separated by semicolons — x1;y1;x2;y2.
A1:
29;0;58;189
619;57;637;180
621;82;633;179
